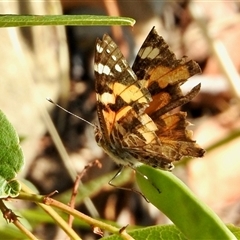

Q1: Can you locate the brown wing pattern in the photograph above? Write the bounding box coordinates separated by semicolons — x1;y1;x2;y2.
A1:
94;34;151;141
94;33;161;167
132;27;204;164
94;27;204;170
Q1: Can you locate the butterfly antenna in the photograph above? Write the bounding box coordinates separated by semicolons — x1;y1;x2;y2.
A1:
46;98;95;128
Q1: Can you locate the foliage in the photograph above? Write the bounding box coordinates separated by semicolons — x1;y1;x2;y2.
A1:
0;15;239;240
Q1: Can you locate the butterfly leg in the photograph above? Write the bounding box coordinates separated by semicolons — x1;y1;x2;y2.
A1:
108;165;149;202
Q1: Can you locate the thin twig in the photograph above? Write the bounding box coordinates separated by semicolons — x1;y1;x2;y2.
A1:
0;200;38;240
68;160;101;227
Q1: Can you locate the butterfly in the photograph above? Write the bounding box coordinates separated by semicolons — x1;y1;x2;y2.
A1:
94;27;204;171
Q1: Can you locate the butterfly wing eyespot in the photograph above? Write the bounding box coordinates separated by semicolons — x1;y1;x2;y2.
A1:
94;27;204;170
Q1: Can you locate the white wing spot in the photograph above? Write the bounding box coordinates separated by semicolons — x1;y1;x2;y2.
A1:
139;46;160;59
149;48;160;59
140;46;152;59
111;55;117;61
100;92;115;104
103;65;111;75
96;43;103;53
95;63;111;75
96;63;104;74
106;48;111;54
115;64;122;72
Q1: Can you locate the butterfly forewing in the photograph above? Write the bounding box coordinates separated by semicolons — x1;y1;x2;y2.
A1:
94;33;160;166
132;27;201;87
131;27;204;162
132;28;202;117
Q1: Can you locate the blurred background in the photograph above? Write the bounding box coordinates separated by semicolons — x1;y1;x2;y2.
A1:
1;0;240;239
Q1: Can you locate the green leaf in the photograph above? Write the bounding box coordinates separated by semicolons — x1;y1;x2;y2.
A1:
102;224;240;240
135;164;236;240
228;225;240;239
102;225;187;240
0;15;135;27
0;110;24;197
